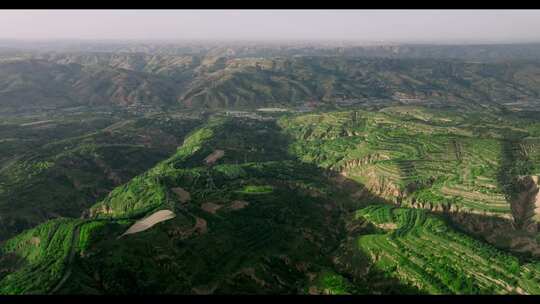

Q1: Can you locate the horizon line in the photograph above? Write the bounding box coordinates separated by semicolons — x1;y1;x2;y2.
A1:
2;37;540;46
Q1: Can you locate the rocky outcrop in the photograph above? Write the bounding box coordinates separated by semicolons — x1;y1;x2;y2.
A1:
336;153;390;171
88;204;113;218
406;200;452;214
360;173;404;204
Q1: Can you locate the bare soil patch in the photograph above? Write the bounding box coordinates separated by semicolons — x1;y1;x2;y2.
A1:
121;210;176;237
194;217;208;234
29;237;40;246
376;223;398;230
204;149;225;165
201;202;222;214
228;200;249;210
171;187;191;203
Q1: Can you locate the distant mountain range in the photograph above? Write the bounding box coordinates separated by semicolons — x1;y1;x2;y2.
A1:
3;42;540;295
2;45;540;111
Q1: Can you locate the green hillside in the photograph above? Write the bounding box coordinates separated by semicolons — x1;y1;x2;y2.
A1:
355;205;540;294
0;111;202;240
2;108;540;294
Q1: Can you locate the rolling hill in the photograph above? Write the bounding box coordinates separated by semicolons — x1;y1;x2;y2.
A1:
2;52;540;112
1;107;540;294
2;43;540;295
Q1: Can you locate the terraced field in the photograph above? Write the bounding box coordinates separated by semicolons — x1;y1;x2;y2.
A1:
279;107;540;220
5;41;540;295
356;205;540;294
2;106;540;294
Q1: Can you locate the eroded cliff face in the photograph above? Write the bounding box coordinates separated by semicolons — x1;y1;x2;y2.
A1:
436;176;540;258
342;161;540;256
367;177;404;204
88;204;113;218
336;153;390;172
407;200;451;213
510;175;540;233
341;166;405;205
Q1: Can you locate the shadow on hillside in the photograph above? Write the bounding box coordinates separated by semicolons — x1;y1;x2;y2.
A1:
270;119;425;294
169;116;418;294
279;162;423;294
1;116;424;295
441;210;540;262
0;115;205;242
0;251;26;281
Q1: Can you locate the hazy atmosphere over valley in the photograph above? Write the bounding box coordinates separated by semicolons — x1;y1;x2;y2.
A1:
1;9;540;296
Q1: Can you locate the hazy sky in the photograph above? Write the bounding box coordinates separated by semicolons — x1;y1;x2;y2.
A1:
0;10;539;43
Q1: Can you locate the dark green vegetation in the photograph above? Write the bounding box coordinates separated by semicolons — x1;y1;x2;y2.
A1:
2;117;359;294
1;106;540;294
0;110;202;240
2;43;540;294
